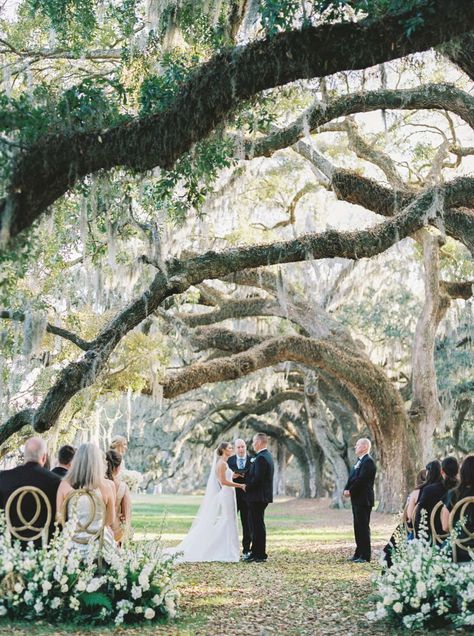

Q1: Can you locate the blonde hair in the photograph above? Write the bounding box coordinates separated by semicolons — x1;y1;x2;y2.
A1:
110;436;127;453
66;443;105;490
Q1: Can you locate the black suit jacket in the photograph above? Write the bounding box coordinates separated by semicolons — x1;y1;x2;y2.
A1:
345;454;376;508
51;466;68;479
415;482;447;535
0;462;61;544
245;449;274;504
228;455;252;505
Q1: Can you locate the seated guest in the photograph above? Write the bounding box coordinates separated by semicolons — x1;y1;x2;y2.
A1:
415;457;459;539
105;450;132;542
382;469;426;567
57;443;116;554
51;444;76;478
441;454;474;562
405;469;427;531
0;437;61;545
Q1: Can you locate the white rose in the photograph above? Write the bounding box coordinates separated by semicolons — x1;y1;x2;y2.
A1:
144;607;155;620
24;591;33;603
392;602;403;614
61;584;68;593
86;578;101;593
410;597;420;608
421;603;430;614
76;579;86;592
42;581;52;592
3;561;13;572
34;600;44;614
0;606;7;617
135;606;144;614
152;594;163;605
416;581;426;596
14;583;23;594
131;585;142;599
50;597;61;609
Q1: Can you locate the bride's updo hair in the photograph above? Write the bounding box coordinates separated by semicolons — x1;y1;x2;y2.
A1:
216;441;231;457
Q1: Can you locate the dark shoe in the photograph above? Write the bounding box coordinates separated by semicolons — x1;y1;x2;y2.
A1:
242;553;254;561
346;555;358;562
353;557;370;563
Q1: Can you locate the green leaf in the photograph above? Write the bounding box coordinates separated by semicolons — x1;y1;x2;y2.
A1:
79;591;113;611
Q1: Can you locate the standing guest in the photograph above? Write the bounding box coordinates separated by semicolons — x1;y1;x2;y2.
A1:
56;443;116;554
105;450;132;542
344;438;377;563
51;445;76;478
243;433;274;563
415;456;459;539
441;454;474;562
228;438;253;557
0;437;61;545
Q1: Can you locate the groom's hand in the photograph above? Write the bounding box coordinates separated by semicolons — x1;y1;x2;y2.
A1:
233;472;243;479
343;490;350;497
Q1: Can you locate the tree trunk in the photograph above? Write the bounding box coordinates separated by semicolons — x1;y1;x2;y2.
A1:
304;387;348;507
409;230;449;463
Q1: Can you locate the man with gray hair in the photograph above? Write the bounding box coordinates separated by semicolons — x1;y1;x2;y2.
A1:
0;437;61;545
228;438;252;557
343;438;376;563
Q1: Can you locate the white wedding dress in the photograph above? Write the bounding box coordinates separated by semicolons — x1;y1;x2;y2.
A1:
164;457;240;563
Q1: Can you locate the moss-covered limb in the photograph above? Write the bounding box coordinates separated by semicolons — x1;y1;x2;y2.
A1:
178;294;351;343
189;326;266;353
2;0;474;244
331;171;474;254
249;83;474;159
0;309;91;350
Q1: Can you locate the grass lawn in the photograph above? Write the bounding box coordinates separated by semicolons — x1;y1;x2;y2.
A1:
0;495;461;635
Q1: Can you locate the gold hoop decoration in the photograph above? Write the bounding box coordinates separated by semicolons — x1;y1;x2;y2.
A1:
449;496;474;563
61;489;106;564
430;500;449;546
5;486;52;547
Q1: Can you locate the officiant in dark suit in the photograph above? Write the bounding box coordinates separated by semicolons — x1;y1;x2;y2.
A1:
243;432;274;563
344;438;376;563
228;438;253;556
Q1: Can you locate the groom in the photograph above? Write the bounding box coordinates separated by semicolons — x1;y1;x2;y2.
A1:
243;433;274;563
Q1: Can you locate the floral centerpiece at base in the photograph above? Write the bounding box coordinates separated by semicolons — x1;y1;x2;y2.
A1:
0;514;179;626
368;525;473;630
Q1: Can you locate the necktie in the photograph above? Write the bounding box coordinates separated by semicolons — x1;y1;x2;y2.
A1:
238;458;244;470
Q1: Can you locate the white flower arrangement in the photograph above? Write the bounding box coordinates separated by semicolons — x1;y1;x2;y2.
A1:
119;469;143;493
0;513;179;626
368;517;474;629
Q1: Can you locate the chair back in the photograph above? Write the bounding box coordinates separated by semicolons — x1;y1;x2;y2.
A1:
61;488;105;544
449;496;474;563
5;486;52;547
430;500;449;546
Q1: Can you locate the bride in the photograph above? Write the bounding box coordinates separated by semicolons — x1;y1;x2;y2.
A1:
165;441;245;562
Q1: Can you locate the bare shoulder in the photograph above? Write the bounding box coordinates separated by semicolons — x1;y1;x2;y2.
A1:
58;480;72;496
